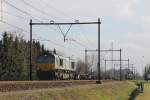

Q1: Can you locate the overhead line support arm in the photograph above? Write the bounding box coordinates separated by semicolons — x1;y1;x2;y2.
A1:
31;22;99;25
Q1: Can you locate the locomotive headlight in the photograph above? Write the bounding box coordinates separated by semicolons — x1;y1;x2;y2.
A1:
50;20;55;24
44;54;47;56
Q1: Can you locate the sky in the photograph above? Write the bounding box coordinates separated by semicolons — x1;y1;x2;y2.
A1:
0;0;150;75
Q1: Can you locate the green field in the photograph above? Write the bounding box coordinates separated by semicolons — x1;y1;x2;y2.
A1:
0;81;136;100
136;82;150;100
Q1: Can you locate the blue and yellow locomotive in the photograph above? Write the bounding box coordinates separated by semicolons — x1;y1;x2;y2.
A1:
36;53;76;80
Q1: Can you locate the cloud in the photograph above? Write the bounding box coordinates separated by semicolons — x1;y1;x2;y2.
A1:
141;16;150;30
112;0;138;19
37;0;138;20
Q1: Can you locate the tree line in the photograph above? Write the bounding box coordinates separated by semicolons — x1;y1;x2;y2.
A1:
0;32;47;80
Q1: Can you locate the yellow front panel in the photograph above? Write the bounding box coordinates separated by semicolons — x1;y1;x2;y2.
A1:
36;64;55;71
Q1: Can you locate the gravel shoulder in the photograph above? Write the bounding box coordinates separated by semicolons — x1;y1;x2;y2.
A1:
0;80;97;92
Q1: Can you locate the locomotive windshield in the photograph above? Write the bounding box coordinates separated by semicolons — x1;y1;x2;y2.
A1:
36;54;55;64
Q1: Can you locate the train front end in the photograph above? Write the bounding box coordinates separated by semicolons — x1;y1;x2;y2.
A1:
36;54;55;80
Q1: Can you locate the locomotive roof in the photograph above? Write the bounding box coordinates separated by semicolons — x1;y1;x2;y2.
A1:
53;54;75;61
38;53;75;61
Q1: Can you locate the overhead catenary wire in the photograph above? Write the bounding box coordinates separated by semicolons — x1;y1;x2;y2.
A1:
36;0;96;47
1;10;29;20
4;0;42;22
2;0;95;55
57;24;72;42
64;25;92;49
3;0;60;33
58;24;72;36
67;37;88;48
0;20;95;55
0;20;31;40
78;25;97;47
38;0;95;47
33;36;84;54
1;1;86;52
20;0;96;48
19;0;80;37
32;34;79;51
68;40;85;51
38;0;75;21
20;0;70;22
31;21;95;49
0;20;29;33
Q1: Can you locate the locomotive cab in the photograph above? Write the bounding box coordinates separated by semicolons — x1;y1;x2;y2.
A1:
36;54;55;80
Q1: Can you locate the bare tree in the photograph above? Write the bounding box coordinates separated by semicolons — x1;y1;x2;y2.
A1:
87;55;96;74
76;60;86;74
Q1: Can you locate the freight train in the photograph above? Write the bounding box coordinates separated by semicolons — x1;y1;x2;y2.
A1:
36;53;76;80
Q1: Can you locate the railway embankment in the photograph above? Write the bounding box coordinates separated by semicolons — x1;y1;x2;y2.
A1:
0;81;136;100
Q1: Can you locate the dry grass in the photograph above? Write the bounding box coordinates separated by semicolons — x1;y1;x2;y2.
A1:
0;81;136;100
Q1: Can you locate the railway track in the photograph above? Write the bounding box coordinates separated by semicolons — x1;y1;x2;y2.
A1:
0;80;115;92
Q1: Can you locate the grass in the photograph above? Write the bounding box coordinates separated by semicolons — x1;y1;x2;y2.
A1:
0;81;136;100
136;82;150;100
